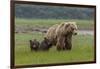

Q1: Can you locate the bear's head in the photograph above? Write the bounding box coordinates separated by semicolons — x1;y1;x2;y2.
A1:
63;22;78;35
29;39;40;51
43;37;52;47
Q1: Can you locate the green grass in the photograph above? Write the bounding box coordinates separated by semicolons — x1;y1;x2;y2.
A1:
15;32;94;65
15;18;94;30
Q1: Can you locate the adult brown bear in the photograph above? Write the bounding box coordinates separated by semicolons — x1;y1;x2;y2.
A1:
45;22;78;51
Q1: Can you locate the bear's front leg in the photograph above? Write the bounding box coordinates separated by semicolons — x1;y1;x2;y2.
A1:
65;40;72;50
65;35;72;50
56;36;65;51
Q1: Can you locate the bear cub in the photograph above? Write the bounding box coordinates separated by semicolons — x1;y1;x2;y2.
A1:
29;38;52;51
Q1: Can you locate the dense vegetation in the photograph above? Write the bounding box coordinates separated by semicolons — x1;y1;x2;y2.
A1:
15;33;94;65
15;4;94;19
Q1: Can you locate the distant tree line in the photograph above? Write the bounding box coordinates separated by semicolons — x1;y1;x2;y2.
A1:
15;4;94;19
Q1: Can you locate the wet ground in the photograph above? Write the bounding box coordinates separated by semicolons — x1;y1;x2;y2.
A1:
78;30;94;35
15;27;94;35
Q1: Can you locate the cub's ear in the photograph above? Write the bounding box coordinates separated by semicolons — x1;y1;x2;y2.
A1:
44;37;46;39
33;39;37;41
44;37;48;40
29;40;32;42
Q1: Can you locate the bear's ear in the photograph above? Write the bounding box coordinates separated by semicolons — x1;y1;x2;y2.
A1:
65;23;70;28
29;40;32;42
71;27;74;31
44;37;47;40
60;23;65;26
71;22;77;30
44;37;47;39
33;39;37;41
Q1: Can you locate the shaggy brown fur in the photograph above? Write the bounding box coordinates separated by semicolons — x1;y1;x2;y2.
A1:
45;22;78;51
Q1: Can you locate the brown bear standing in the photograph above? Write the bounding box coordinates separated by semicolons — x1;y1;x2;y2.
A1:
45;22;78;51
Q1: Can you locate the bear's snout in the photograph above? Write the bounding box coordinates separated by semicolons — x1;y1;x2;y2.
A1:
73;30;77;35
74;32;77;35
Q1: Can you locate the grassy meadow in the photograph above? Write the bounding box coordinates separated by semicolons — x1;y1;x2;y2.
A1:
15;18;94;65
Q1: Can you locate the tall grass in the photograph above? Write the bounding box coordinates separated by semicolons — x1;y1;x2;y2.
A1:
15;32;94;65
